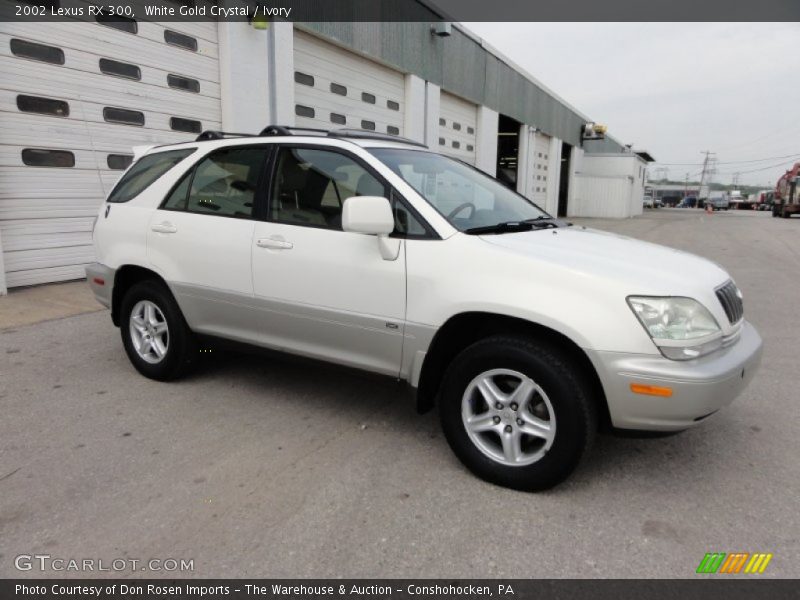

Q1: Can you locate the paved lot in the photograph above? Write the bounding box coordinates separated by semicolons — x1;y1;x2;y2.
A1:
1;209;798;578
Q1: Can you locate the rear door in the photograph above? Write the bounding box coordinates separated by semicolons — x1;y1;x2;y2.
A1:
250;144;406;376
146;145;269;338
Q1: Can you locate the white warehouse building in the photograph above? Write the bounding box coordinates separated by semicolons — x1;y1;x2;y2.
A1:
0;7;653;292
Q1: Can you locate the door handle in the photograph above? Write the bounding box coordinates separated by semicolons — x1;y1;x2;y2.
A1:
256;237;293;250
151;222;177;234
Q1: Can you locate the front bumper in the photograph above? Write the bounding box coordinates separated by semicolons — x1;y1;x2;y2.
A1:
85;263;115;309
588;321;763;431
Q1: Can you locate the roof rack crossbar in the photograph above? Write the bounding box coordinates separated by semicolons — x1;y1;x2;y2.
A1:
260;125;329;137
327;128;427;148
257;125;428;148
195;130;257;141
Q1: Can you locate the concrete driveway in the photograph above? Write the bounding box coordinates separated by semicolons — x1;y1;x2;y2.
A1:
1;209;797;578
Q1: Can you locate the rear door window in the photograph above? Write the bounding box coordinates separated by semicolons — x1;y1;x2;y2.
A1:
107;148;196;203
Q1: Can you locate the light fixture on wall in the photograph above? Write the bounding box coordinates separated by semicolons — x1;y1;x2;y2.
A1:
580;122;607;146
248;13;270;29
431;22;452;37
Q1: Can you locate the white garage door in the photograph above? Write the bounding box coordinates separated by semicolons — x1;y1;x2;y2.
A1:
530;131;552;207
0;19;221;288
439;91;477;165
293;30;405;137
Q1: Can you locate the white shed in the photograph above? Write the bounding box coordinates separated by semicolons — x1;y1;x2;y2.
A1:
568;151;654;218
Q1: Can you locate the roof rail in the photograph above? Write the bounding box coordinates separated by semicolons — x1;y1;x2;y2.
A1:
257;125;428;148
195;130;256;141
260;125;329;137
327;128;427;148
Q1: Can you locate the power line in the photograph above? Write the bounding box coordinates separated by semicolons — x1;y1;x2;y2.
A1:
715;158;799;176
652;152;800;166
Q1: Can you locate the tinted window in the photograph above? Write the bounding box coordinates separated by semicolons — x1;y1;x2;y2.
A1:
330;83;347;96
164;29;197;51
107;154;134;170
163;171;192;210
453;123;461;131
387;100;400;111
96;13;138;34
10;38;64;64
439;118;446;126
330;113;346;125
452;141;461;149
387;125;400;135
361;120;375;131
108;148;195;203
294;72;314;86
104;107;144;126
271;147;385;230
361;92;376;104
99;58;141;80
467;126;475;135
183;147;266;218
17;95;69;117
167;74;200;93
22;148;74;167
170;117;202;133
295;105;314;118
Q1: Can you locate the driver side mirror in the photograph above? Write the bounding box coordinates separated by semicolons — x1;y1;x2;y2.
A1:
342;196;400;261
342;195;394;235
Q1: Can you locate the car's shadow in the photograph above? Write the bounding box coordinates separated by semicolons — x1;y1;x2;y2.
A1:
180;345;742;495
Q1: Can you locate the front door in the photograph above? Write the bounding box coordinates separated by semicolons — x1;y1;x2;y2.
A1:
251;145;406;376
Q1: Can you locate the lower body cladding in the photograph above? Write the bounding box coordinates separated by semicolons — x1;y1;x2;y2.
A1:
85;263;115;309
588;321;763;431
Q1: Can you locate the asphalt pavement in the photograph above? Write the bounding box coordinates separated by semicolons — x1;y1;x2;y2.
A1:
1;208;797;578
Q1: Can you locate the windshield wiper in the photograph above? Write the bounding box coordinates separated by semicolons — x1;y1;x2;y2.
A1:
464;217;562;235
464;221;535;235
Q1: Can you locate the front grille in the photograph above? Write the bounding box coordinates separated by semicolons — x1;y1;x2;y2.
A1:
716;280;744;324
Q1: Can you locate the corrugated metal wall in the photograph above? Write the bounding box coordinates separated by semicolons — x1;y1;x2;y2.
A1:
300;19;624;151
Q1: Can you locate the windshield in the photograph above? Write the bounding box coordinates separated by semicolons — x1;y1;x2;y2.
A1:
369;148;550;231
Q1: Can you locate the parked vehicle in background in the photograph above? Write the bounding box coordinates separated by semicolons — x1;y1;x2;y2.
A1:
773;163;800;218
86;126;762;491
678;196;697;208
708;191;730;211
756;190;774;211
643;194;654;208
728;190;753;210
654;197;663;208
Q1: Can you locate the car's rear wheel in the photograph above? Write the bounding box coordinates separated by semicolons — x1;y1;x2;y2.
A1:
439;335;597;491
120;280;196;381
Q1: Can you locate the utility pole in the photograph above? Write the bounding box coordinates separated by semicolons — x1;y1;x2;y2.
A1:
698;150;716;203
684;172;689;197
732;172;740;190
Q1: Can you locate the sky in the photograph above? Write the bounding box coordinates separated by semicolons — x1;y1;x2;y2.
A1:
465;23;800;187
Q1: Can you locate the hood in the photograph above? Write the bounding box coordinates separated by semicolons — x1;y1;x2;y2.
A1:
478;226;730;296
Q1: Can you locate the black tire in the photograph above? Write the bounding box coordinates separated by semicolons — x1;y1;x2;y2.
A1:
439;335;597;491
119;280;196;381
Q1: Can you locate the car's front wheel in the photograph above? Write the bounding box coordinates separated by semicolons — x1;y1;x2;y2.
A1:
120;280;196;381
439;335;597;491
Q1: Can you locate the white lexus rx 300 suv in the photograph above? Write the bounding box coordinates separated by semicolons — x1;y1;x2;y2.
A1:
87;126;762;491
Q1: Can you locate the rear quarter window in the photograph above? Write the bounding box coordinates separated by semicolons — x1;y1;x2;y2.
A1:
107;148;196;203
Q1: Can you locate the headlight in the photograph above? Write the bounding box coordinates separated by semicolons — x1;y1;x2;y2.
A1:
627;296;722;360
